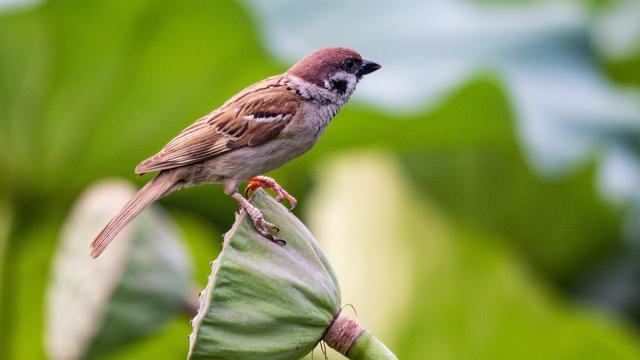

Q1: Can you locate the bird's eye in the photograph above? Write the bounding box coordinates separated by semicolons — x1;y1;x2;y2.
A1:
343;58;356;71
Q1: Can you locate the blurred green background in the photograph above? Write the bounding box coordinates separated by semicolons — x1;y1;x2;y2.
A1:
1;0;640;359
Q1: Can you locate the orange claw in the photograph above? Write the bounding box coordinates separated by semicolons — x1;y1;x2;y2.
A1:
245;176;297;212
244;181;262;198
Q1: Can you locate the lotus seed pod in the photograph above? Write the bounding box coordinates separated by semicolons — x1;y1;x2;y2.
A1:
46;180;195;360
189;189;340;359
189;189;397;360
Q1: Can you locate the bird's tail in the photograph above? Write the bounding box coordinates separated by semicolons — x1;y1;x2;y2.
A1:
90;171;179;258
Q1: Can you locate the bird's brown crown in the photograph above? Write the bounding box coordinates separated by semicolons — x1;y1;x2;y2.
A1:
287;47;362;88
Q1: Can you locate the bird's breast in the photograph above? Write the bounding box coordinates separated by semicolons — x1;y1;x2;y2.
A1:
299;102;340;138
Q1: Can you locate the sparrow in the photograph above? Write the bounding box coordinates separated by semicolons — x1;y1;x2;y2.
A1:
90;47;381;258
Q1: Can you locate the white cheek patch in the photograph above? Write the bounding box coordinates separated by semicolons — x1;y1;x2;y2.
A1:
325;71;357;96
288;75;336;101
287;74;355;106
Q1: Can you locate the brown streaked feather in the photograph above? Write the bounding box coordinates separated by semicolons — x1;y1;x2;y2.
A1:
90;170;182;258
135;77;300;175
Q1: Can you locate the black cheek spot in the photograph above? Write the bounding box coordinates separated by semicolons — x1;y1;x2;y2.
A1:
330;79;347;94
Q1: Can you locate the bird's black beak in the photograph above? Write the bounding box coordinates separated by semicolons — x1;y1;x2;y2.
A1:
357;58;381;76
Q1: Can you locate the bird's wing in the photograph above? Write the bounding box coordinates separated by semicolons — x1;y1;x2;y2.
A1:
135;79;300;175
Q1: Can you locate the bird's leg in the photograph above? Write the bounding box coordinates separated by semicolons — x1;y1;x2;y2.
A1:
225;181;285;246
231;192;286;246
245;175;297;211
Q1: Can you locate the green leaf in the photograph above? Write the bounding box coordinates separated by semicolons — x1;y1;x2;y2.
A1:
3;216;58;360
46;180;194;359
171;211;224;286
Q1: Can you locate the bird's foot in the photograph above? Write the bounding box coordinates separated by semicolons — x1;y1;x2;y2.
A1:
244;201;286;246
245;175;297;211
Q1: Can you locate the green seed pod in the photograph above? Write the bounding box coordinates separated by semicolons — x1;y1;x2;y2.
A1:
188;189;397;360
46;180;195;360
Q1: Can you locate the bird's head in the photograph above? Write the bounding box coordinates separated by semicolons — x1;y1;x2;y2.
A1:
287;47;381;98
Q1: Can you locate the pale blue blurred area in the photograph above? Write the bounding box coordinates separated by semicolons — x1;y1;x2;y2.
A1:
0;0;41;12
591;0;640;60
244;0;640;240
599;144;640;241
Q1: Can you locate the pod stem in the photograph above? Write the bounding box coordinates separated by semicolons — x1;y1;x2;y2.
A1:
324;313;398;360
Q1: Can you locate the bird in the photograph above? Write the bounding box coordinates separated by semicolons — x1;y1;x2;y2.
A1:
90;47;381;258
